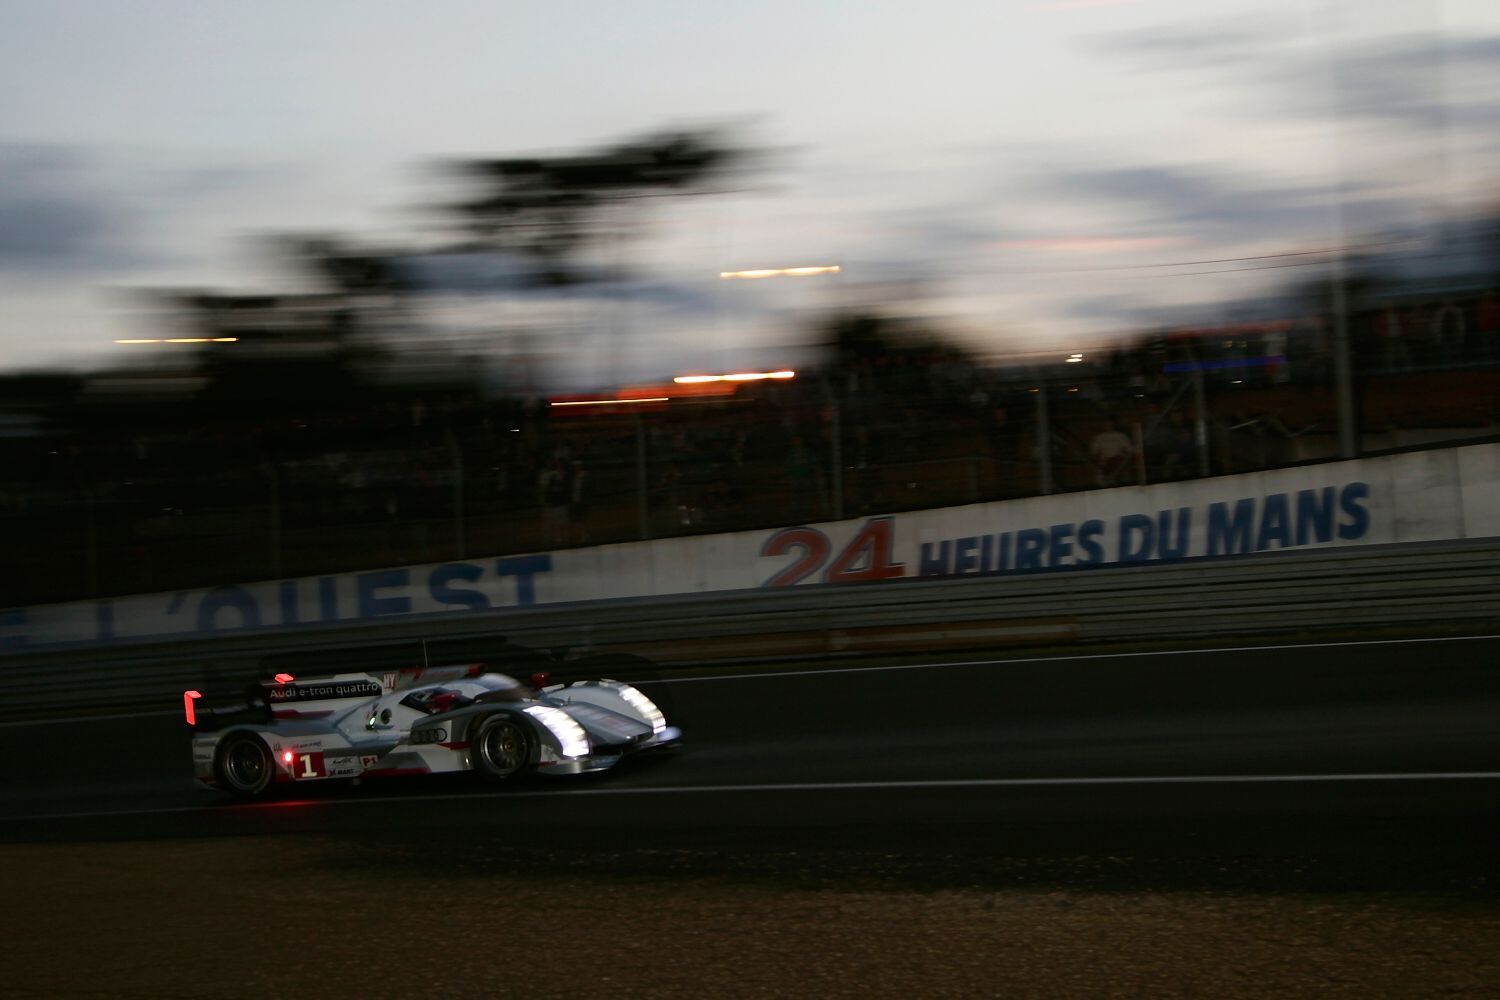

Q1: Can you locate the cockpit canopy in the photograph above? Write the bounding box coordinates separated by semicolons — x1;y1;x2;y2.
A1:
399;673;527;715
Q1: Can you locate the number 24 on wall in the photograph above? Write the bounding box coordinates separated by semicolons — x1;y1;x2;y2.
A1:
761;517;906;587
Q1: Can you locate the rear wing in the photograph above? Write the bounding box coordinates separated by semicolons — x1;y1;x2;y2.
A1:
181;689;270;732
183;672;383;731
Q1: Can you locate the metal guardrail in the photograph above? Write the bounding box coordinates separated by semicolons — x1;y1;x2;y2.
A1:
2;539;1498;716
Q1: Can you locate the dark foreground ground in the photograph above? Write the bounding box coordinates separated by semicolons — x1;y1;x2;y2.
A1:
4;829;1499;999
4;635;1500;997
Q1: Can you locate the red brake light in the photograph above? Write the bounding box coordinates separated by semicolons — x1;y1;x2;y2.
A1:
282;751;294;764
183;690;201;726
274;673;295;684
530;672;551;690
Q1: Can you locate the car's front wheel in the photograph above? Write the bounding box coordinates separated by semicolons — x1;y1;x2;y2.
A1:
215;733;275;798
471;714;535;782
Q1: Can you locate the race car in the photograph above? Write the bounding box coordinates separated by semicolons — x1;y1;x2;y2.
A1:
185;659;680;798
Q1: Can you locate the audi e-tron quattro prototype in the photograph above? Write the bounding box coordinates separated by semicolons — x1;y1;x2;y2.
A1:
186;661;680;798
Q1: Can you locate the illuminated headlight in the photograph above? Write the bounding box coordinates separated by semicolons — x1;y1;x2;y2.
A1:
523;705;590;758
618;685;667;735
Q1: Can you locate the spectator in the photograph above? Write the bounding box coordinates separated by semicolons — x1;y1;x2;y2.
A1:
1089;419;1134;487
537;454;569;544
1375;306;1411;372
566;459;590;544
702;475;744;530
1157;410;1196;481
1296;314;1331;383
848;425;885;515
1263;323;1289;384
1478;290;1500;363
785;434;826;518
1430;298;1466;366
984;404;1012;462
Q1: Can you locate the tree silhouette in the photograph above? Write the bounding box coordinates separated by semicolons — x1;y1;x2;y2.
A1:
451;129;746;285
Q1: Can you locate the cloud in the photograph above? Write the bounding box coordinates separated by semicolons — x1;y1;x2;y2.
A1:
1098;22;1500;134
1036;162;1415;248
1059;293;1156;323
0;144;137;273
874;213;1015;265
0;143;303;279
1093;17;1295;70
1308;35;1500;131
396;250;725;314
162;162;304;202
1044;164;1327;240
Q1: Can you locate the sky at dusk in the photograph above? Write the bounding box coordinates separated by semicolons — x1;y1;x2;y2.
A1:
2;1;1499;386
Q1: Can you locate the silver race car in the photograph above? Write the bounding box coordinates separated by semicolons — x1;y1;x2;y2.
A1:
185;660;680;798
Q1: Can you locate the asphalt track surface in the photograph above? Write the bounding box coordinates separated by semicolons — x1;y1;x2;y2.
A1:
4;633;1500;887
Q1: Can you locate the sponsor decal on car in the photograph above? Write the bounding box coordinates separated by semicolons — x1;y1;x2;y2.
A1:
267;680;382;703
326;756;363;778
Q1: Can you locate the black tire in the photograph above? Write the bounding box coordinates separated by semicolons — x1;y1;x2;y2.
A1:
214;732;275;799
470;714;536;782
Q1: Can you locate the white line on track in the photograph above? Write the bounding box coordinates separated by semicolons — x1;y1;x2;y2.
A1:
9;770;1500;824
650;633;1500;684
7;633;1498;728
0;708;177;728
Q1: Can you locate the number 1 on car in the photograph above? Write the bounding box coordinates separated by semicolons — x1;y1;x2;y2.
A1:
295;752;325;779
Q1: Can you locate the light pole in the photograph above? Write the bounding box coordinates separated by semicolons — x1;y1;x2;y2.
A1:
1033;381;1053;496
1323;0;1359;459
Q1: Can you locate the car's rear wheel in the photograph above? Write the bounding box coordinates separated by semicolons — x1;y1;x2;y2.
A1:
471;714;535;781
215;733;275;798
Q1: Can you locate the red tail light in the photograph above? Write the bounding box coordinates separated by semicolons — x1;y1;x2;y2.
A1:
530;672;551;690
274;673;295;684
282;751;294;764
182;690;201;726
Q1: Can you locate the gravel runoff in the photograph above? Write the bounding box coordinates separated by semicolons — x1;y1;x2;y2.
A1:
4;836;1499;999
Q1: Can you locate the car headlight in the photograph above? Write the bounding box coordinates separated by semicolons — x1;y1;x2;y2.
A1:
617;685;667;735
523;705;590;758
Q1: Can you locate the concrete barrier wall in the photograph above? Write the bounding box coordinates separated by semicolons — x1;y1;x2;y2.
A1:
6;442;1499;652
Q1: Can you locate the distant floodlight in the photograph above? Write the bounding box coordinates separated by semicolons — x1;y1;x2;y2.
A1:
115;337;238;345
673;370;794;384
550;397;670;407
719;265;840;280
